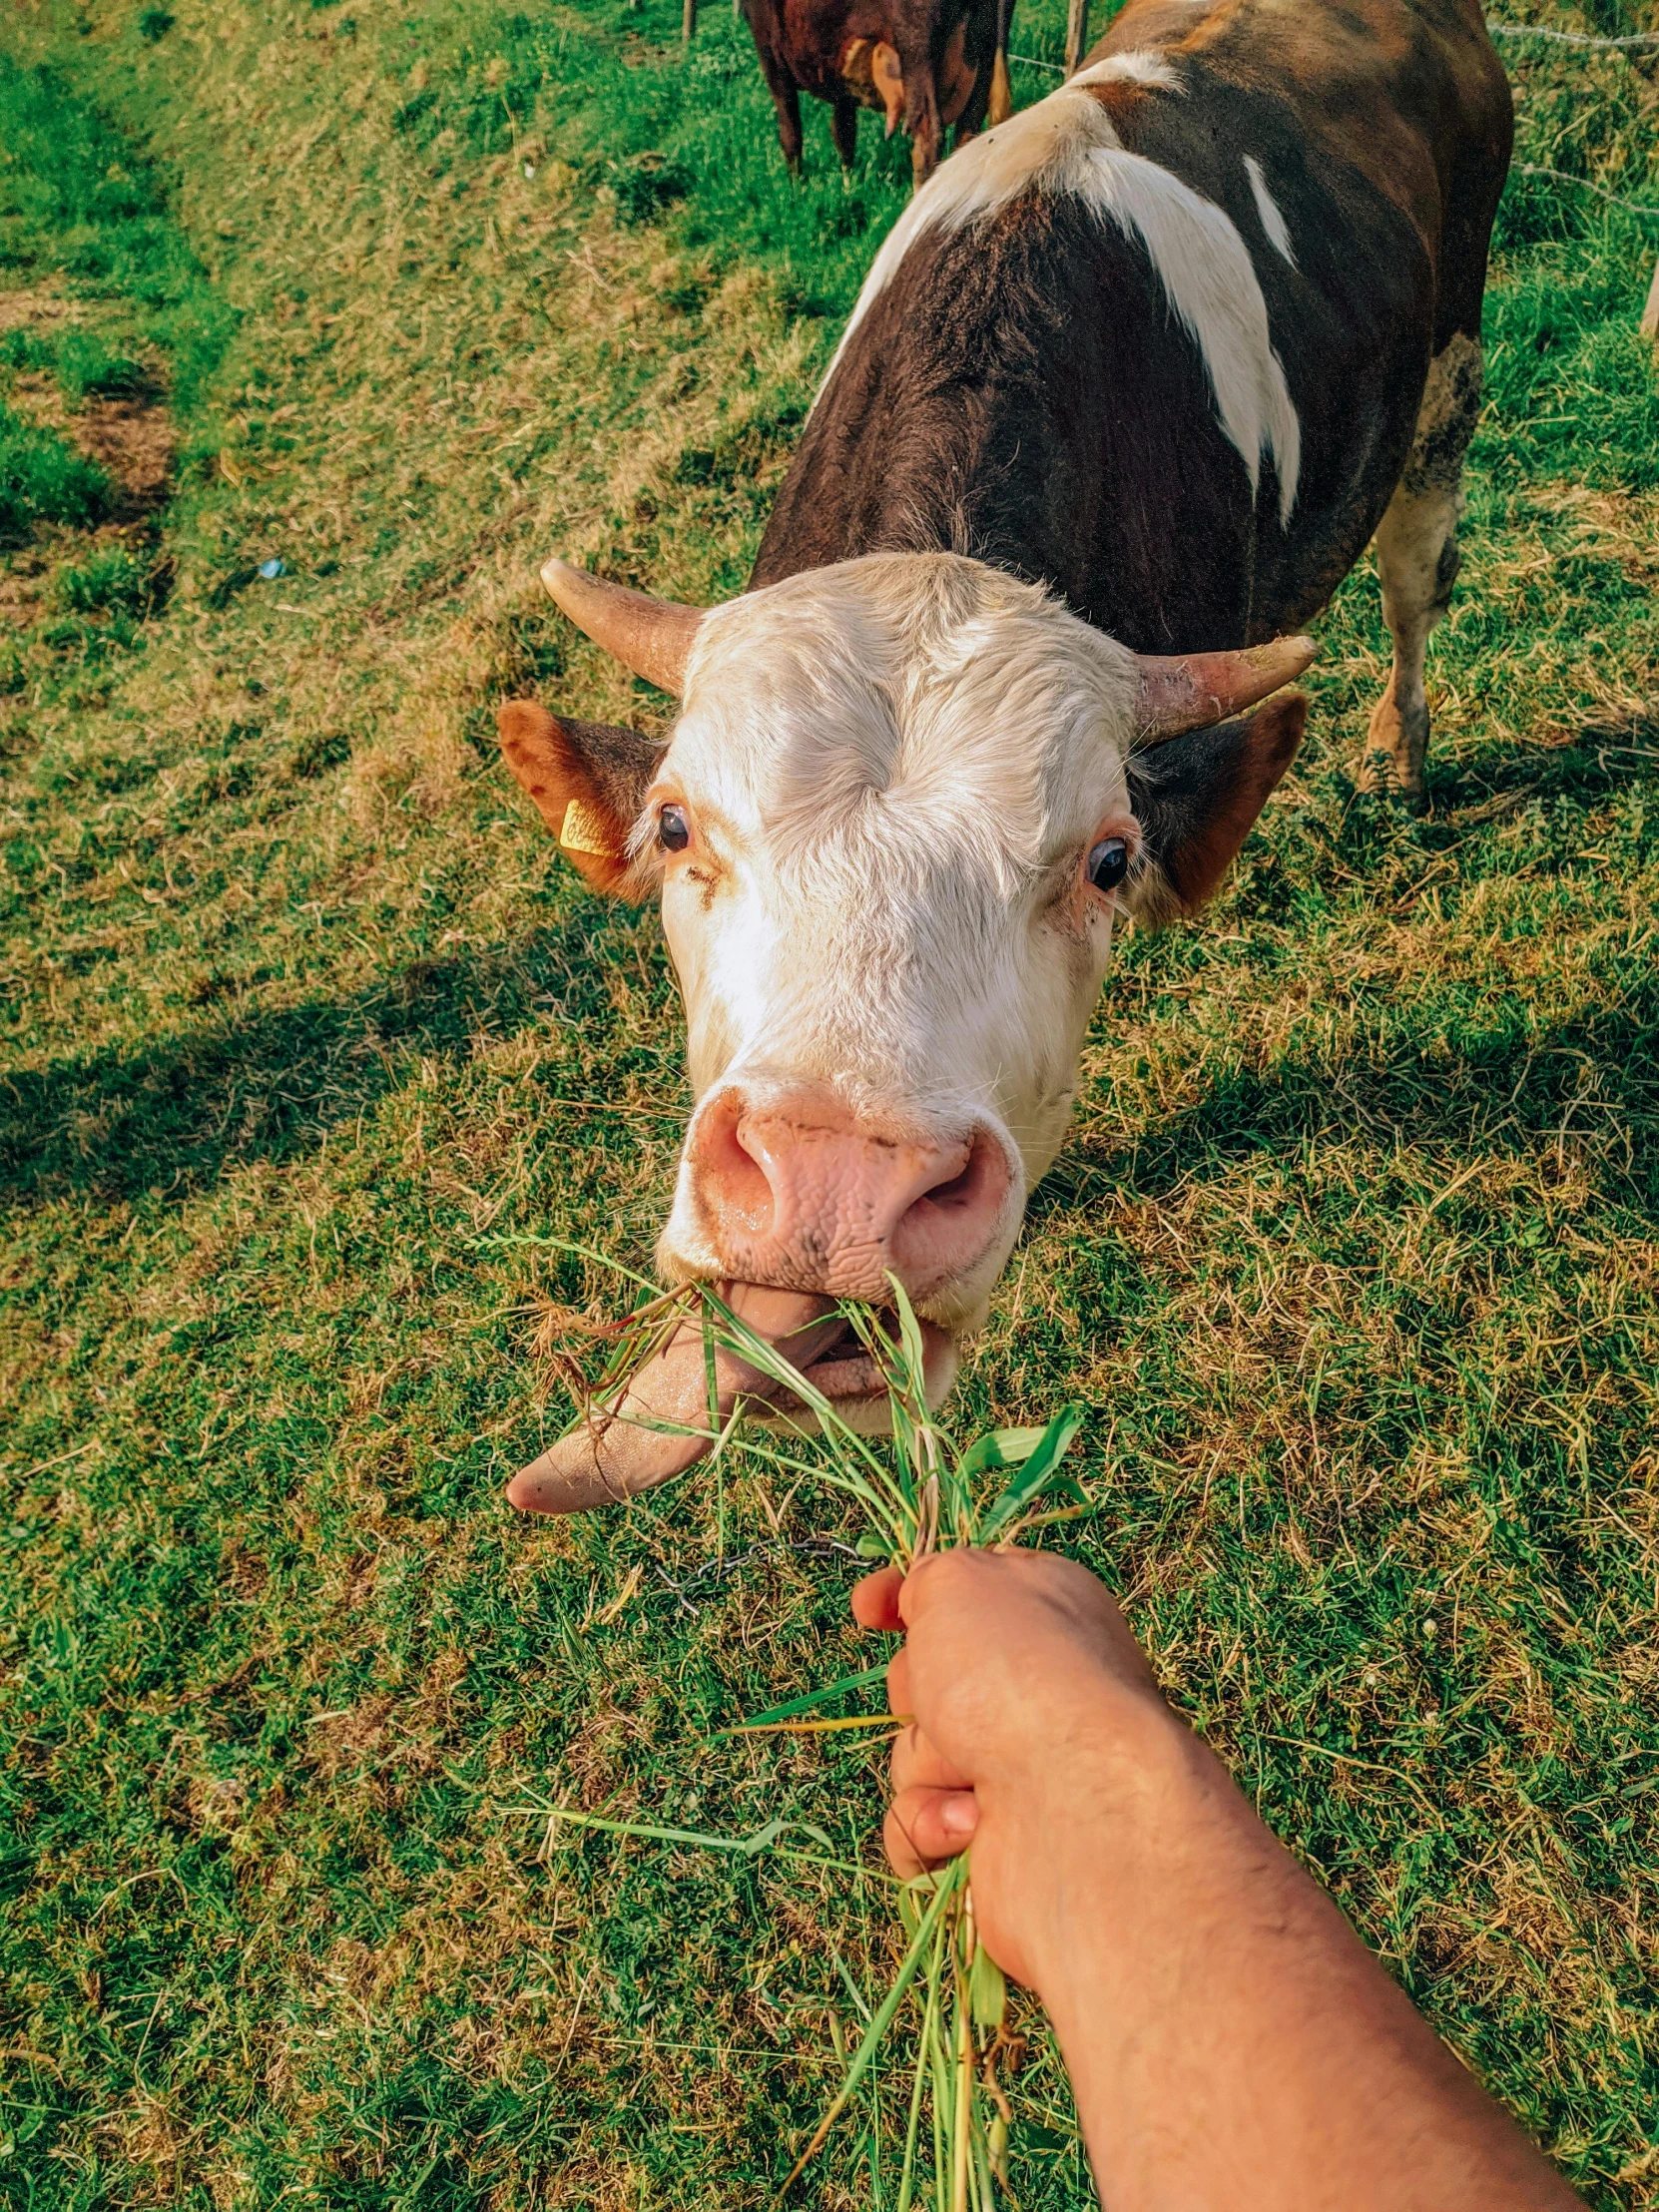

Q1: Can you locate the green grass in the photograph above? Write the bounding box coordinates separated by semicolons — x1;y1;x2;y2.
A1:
1;1;1657;2206
0;400;111;540
0;50;229;409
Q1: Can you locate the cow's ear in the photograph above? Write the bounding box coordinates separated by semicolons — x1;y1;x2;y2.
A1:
1123;692;1306;925
496;700;665;899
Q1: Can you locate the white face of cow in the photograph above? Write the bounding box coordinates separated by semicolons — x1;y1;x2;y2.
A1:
650;554;1138;1342
498;548;1310;1418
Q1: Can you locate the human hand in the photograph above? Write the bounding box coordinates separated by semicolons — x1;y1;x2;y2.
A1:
851;1548;1182;1990
855;1553;1587;2212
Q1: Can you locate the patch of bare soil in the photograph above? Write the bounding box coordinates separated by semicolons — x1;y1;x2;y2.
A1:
1;292;177;628
0;546;51;631
76;389;175;516
1528;480;1659;593
0;288;86;334
10;366;176;522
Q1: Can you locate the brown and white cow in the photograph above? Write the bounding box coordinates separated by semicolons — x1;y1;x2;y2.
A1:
499;0;1511;1511
742;0;1013;187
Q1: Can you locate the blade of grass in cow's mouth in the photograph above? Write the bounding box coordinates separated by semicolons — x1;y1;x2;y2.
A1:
505;1284;954;1515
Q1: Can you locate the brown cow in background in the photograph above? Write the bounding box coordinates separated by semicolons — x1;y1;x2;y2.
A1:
742;0;1012;185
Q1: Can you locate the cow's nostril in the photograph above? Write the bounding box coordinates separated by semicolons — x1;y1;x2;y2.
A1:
698;1096;776;1235
917;1157;977;1212
685;1089;1013;1301
911;1132;999;1218
889;1128;1011;1286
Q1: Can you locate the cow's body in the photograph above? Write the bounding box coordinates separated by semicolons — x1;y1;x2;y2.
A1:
498;0;1514;1509
760;0;1510;684
742;0;1011;184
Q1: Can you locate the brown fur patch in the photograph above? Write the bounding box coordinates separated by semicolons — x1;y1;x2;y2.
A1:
1128;691;1307;923
494;699;662;899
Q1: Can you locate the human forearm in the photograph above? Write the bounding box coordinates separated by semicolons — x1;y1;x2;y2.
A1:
857;1550;1581;2210
1020;1717;1580;2212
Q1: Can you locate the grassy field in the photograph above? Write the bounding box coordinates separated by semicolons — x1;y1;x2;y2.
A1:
2;0;1658;2203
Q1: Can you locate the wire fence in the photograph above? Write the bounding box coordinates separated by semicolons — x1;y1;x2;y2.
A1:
1516;162;1659;223
1487;21;1659;50
1005;17;1659;229
1009;19;1659;73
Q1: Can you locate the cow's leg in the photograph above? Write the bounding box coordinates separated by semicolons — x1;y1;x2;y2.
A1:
1362;331;1482;812
943;18;989;149
752;46;805;173
774;78;806;173
830;88;859;169
904;66;942;186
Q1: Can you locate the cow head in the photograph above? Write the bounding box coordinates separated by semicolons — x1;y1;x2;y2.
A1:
500;551;1309;1426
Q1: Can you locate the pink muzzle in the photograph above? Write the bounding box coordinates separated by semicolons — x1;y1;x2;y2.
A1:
681;1085;1013;1303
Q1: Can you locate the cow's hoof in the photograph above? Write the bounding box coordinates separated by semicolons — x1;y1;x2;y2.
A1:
1363;685;1428;813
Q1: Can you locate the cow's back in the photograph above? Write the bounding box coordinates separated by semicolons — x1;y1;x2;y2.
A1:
754;0;1511;654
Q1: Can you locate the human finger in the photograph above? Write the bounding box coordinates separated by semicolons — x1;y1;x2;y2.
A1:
883;1787;979;1875
851;1564;904;1631
890;1720;972;1796
886;1644;910;1720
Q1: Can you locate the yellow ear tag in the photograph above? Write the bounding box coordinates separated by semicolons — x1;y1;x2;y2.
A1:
559;797;620;858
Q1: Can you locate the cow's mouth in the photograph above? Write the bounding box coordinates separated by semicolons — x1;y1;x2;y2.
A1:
755;1301;958;1432
506;1284;957;1515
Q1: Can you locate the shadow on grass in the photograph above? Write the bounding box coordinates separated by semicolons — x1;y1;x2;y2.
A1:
14;947;1655;1238
1437;711;1659;815
10;729;1657;1220
1034;968;1659;1230
0;926;660;1208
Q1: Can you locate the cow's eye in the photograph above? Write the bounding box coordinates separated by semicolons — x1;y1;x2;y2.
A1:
658;805;691;852
1087;836;1129;892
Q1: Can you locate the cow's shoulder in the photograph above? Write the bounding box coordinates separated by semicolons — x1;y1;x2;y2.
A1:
1093;0;1510;278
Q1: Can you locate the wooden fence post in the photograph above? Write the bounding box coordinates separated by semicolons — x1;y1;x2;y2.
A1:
1641;256;1659;347
683;0;697;41
1065;0;1089;76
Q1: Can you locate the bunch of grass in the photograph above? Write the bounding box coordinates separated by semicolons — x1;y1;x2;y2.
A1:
523;1261;1095;2207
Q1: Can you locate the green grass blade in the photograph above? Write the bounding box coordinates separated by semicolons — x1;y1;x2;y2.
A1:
697;1284;907;1499
713;1663;891;1737
474;1230;664;1298
830;1939;874;2026
728;1713;904;1737
955;1427;1047;1483
976;1404;1088;1542
780;1858;965;2197
895;1905;947;2212
509;1802;876;1883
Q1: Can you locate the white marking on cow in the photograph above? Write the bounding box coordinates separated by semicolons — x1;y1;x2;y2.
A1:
1244;154;1297;267
824;78;1301;525
1072;51;1183;93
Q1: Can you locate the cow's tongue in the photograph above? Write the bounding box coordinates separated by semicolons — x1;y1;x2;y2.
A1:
506;1285;848;1515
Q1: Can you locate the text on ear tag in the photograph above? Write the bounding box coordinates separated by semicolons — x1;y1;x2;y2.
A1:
560;797;620;857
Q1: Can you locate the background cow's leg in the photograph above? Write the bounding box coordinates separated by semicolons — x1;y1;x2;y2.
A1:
1362;331;1483;813
902;63;942;185
947;9;993;149
751;43;805;172
830;88;859;169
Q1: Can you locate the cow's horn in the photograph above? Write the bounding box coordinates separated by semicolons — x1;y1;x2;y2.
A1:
540;558;707;698
1134;636;1317;743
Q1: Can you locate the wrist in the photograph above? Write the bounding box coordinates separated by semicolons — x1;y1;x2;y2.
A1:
997;1692;1218;2004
